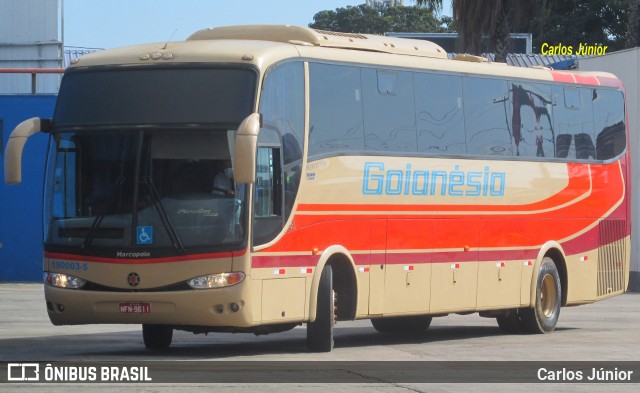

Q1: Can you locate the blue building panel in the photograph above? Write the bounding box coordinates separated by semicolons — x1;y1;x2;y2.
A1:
0;95;56;281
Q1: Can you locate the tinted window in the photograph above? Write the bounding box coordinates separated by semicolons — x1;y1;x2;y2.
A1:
464;77;511;156
552;86;596;160
253;147;283;245
307;62;625;164
509;82;553;158
260;62;305;165
362;68;417;152
45;130;246;253
255;62;305;245
309;63;364;157
55;67;256;128
414;73;465;154
593;89;625;160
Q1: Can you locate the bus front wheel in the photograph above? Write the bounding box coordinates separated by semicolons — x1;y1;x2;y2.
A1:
307;265;335;352
142;324;173;349
521;257;561;333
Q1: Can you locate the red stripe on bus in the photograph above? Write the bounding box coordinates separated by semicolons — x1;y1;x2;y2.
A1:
252;254;319;268
44;249;245;264
597;76;624;89
550;71;576;84
573;74;599;86
251;244;599;270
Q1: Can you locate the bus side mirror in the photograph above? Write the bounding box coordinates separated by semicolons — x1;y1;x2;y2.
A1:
234;113;260;184
4;117;52;185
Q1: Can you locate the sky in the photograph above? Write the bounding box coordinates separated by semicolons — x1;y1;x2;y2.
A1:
62;0;452;49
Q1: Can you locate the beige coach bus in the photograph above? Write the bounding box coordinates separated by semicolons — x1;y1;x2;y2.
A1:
4;25;630;352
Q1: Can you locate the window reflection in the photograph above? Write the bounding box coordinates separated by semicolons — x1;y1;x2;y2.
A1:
363;69;417;152
552;86;596;160
415;73;466;154
463;78;512;156
509;83;553;158
593;89;625;160
309;64;364;156
306;62;625;162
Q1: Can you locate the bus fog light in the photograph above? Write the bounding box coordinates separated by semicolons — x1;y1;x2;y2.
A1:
44;272;86;289
188;272;245;289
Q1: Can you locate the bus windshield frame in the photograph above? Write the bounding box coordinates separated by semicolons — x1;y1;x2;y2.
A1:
44;65;258;257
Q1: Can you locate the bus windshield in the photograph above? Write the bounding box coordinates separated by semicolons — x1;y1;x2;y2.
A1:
44;66;257;256
45;129;247;255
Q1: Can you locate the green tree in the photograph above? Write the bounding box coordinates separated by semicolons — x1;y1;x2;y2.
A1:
417;0;542;62
417;0;634;57
309;4;451;35
531;0;630;52
310;5;387;34
628;0;640;48
384;5;448;32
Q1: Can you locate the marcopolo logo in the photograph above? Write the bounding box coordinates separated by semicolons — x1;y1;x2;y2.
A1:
127;272;141;287
362;162;506;197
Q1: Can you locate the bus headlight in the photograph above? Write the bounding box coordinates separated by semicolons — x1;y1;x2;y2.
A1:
188;272;245;289
44;272;86;289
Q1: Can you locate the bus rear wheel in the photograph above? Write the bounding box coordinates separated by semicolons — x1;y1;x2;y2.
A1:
307;265;335;352
142;324;173;349
371;316;432;333
521;257;561;333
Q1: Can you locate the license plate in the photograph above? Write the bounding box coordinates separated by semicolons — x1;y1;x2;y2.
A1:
119;302;151;314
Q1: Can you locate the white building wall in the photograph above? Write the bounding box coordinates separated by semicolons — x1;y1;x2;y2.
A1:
579;48;640;291
0;0;62;94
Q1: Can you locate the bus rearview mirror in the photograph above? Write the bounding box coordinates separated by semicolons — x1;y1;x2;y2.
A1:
4;117;52;185
234;113;261;184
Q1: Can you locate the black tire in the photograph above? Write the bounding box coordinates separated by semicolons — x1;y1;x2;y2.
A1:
307;265;335;352
496;309;523;334
371;316;432;334
142;324;173;349
521;257;562;333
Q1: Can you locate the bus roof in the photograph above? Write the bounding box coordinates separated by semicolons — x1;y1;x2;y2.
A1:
68;25;621;88
188;25;448;60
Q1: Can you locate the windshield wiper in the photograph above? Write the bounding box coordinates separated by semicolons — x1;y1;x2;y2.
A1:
80;176;125;251
143;177;185;252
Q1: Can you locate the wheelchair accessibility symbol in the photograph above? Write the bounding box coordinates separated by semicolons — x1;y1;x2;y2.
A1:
137;226;153;245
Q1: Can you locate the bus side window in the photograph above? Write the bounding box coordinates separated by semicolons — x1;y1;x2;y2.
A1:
463;77;512;156
508;82;553;158
362;68;416;153
593;89;626;160
553;86;596;160
308;63;364;157
253;146;283;245
414;73;465;155
52;139;77;218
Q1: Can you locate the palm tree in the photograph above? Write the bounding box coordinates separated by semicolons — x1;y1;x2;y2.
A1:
415;0;544;62
627;0;640;48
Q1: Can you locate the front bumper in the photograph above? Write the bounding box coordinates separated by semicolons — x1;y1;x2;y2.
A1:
44;279;253;327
